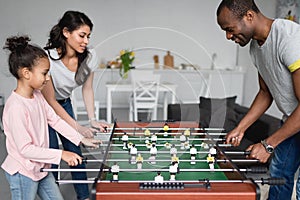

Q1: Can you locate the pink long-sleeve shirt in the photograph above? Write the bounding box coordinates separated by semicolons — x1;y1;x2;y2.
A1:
1;90;83;181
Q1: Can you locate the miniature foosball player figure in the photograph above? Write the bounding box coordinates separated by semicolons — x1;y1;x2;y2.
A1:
151;132;157;144
180;132;187;150
122;132;129;150
184;128;191;140
209;146;217;157
154;171;164;183
127;142;133;149
184;141;190;149
206;153;215;171
146;142;152;149
144;128;151;144
110;162;120;181
163;123;169;137
200;142;209;149
170;144;177;155
149;143;157;164
136;153;143;169
169;162;179;181
164;142;171;149
130;144;138;164
190;144;197;165
171;154;179;168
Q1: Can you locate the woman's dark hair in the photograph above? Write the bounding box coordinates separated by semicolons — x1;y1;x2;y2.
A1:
44;10;94;85
3;35;48;79
217;0;260;20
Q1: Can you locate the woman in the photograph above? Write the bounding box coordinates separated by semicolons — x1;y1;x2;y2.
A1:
42;11;108;200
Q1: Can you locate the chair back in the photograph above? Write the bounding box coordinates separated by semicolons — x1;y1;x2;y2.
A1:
130;70;161;121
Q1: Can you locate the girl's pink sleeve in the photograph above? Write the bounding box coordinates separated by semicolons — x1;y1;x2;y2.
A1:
38;92;83;145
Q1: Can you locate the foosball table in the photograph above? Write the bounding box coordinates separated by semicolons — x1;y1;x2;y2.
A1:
41;120;284;200
90;121;270;200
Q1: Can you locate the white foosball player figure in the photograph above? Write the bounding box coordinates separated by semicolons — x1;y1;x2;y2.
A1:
170;144;177;155
200;142;209;149
169;162;178;181
163;123;169;137
122;132;129;149
154;171;164;183
206;153;215;171
136;153;143;169
151;132;157;144
144;128;151;144
149;143;157;164
110;162;120;181
209;146;217;157
190;144;197;165
180;132;187;150
130;144;137;164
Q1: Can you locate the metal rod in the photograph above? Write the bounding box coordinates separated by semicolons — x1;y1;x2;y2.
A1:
100;144;213;147
105;150;249;155
84;158;258;163
112;138;224;141
81;145;234;156
41;168;256;173
56;179;253;184
107;127;224;131
104;150;211;154
99;132;227;136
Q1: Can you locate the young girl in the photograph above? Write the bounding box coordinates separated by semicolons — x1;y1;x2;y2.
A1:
1;35;101;200
43;11;108;199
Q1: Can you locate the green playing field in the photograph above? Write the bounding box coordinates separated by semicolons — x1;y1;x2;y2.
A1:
104;133;228;181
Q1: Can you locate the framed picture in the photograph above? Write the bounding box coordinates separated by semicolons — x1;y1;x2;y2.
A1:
276;0;300;22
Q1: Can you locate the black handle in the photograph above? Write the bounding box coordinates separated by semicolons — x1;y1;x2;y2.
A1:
248;166;268;173
261;177;286;185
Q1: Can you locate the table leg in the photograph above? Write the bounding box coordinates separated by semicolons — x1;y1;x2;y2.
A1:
107;88;112;123
163;92;167;120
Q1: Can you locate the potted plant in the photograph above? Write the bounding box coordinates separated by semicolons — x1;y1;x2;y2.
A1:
118;49;135;79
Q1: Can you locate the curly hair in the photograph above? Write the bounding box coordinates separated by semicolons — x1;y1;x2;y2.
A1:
4;35;48;79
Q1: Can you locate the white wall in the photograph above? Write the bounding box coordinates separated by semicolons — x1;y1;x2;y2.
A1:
0;0;281;118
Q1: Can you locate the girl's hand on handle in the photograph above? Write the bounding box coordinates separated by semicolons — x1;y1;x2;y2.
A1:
61;151;82;166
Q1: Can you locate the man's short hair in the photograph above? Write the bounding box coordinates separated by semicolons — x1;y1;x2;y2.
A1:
217;0;260;19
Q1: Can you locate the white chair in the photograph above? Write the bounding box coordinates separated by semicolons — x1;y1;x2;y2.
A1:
129;70;161;121
71;87;100;121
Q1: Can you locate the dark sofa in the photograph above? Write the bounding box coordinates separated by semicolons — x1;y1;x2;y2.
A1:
167;96;281;151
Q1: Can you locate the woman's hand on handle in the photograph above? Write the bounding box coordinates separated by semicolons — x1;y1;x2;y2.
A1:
81;137;102;149
90;120;110;132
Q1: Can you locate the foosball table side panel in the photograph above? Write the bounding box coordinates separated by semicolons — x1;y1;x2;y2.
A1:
95;182;257;200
